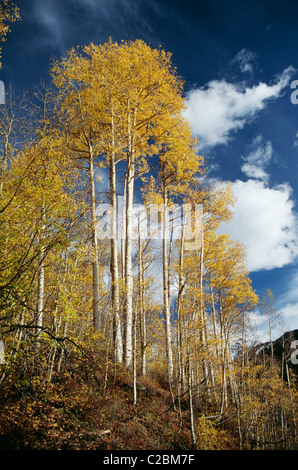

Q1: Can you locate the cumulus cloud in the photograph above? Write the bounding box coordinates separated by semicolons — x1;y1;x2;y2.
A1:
184;65;295;149
220;179;298;272
220;134;298;273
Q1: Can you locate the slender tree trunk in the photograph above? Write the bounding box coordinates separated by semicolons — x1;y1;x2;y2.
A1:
104;314;113;393
124;104;136;369
227;339;238;404
121;176;127;279
57;322;68;373
36;253;45;335
268;310;274;364
187;339;196;449
219;291;228;417
177;219;185;428
36;203;46;344
88;145;100;332
162;186;174;397
0;125;10;196
133;308;137;408
235;395;243;450
198;226;209;393
138;215;147;376
110;109;123;363
210;283;218;348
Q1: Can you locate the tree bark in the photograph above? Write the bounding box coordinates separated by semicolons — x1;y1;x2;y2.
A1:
187;339;197;449
177;220;186;428
124;104;136;369
110;108;123;363
162;186;174;397
36;203;46;344
138;215;147;376
88;144;100;333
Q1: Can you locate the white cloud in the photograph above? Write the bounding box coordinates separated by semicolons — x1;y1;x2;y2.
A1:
280;303;298;324
247;308;293;343
247;310;271;343
184;66;295;149
242;135;273;167
240;135;273;182
241;164;269;181
220;179;298;272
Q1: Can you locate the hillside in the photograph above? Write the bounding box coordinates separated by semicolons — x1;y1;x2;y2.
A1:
1;332;297;452
0;361;237;451
0;34;297;454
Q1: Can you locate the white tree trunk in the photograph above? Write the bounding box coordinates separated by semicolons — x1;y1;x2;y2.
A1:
162;188;174;389
36;203;46;342
36;251;45;336
121;177;127;279
138;216;147;376
187;340;197;449
124;105;136;369
88;145;100;332
110;109;123;363
177;220;186;426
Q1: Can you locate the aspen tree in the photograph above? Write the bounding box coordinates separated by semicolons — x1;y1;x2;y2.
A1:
176;219;186;422
187;333;197;449
51;39;190;369
260;289;279;364
35;201;45;343
86;39;184;368
144;115;203;394
104;41;190;370
137;211;148;377
179;181;234;405
0;133;82;372
110;108;123;363
204;233;258;415
51;45;114;352
33;86;59;345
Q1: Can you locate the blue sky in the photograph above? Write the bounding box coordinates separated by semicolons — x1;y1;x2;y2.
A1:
3;0;298;341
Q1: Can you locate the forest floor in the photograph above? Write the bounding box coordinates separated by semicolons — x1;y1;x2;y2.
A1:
0;364;238;451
